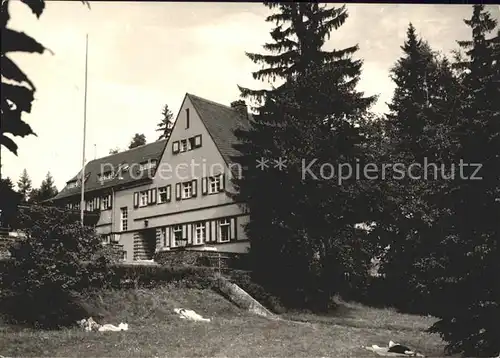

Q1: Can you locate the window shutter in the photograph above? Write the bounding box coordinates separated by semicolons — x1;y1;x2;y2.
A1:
211;221;217;243
108;194;112;209
219;174;225;192
147;190;151;205
172;141;180;154
192;179;197;197
175;183;181;201
166;185;171;202
230;217;236;241
151;188;157;204
165;226;170;247
202;177;208;195
133;192;139;208
187;224;192;244
194;135;202;148
182;225;187;241
205;221;210;242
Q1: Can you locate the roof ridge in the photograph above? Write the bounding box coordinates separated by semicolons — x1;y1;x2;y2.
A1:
187;93;240;112
86;138;168;164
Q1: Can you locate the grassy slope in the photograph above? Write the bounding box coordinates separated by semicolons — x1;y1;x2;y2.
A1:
0;286;446;357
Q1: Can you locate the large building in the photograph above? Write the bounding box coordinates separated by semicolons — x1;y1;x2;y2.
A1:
48;94;251;262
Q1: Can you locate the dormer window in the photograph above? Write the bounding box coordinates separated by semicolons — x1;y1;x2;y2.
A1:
139;160;157;171
66;180;80;189
98;171;114;182
119;163;130;172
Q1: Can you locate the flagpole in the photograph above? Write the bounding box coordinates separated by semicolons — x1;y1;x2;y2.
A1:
80;34;89;226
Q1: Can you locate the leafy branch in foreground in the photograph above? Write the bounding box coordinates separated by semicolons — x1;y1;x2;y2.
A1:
0;0;90;156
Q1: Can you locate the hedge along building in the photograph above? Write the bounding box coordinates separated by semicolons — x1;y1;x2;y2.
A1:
47;94;251;262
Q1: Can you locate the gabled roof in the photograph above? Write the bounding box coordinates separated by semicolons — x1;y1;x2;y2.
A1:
50;93;252;202
187;93;251;168
50;139;168;201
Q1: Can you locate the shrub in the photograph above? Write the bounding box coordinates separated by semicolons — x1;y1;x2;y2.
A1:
0;206;114;328
227;270;286;314
109;264;217;289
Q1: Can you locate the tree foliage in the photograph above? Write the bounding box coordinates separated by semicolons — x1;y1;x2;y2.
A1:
108;147;120;155
0;0;88;155
29;171;58;203
128;133;146;149
233;3;377;310
374;24;462;313
0;205;113;328
0;177;21;229
423;6;500;356
156;104;175;140
16;168;32;203
0;0;89;235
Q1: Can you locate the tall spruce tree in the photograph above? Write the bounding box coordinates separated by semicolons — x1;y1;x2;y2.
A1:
17;169;32;203
378;24;462;312
427;5;500;356
233;3;376;309
156;104;174;140
30;172;58;203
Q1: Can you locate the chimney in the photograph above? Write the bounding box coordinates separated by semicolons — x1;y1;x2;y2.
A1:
230;100;248;119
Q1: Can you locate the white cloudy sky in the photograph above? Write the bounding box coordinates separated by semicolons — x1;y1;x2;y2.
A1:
2;2;499;190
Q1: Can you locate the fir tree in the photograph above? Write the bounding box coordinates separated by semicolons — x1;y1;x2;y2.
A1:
30;172;58;203
427;5;500;356
17;169;32;203
128;133;146;149
377;24;462;312
233;3;376;309
239;3;360;104
0;177;21;229
156;104;175;140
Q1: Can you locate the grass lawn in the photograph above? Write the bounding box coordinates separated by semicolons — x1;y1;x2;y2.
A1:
0;286;446;357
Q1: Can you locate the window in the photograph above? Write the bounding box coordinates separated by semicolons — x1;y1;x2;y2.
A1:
101;234;111;245
189;137;196;149
120;207;128;231
139;160;157;171
218;218;230;242
203;174;223;195
209;175;222;194
67;181;78;189
158;186;170;203
180;139;188;153
158;187;167;203
87;200;94;212
140;191;148;207
193;135;202;148
172;141;180;154
182;181;193;199
173;135;201;154
98;171;113;182
186;108;190;129
194;222;205;245
172;225;182;247
101;195;111;210
122;251;127;261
